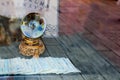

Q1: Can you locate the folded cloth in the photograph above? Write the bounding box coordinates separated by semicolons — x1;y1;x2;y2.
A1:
0;57;80;74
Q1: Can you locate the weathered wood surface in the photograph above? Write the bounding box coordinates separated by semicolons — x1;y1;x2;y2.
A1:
83;1;120;57
59;0;120;70
0;34;120;80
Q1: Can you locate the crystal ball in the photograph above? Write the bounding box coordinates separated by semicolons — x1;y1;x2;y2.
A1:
21;13;46;38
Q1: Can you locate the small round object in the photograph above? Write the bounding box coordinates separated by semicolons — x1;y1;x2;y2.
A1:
20;13;46;38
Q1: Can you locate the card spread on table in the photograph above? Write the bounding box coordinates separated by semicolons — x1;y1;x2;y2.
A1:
0;57;80;74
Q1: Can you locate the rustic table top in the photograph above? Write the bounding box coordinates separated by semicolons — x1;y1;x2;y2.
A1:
0;33;120;80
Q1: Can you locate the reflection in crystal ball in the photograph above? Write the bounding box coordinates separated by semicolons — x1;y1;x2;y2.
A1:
20;13;46;38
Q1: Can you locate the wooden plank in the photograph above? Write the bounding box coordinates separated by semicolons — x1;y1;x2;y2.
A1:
40;75;63;80
40;49;50;57
0;76;14;80
46;45;67;57
46;40;84;80
24;75;41;80
73;34;120;80
0;47;13;58
66;35;105;80
99;51;120;72
0;47;6;58
61;74;84;80
43;38;59;46
84;20;120;57
82;33;109;51
82;31;120;70
7;44;22;58
13;76;25;80
57;35;105;80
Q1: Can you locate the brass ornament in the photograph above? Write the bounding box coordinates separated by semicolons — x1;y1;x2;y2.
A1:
19;36;45;57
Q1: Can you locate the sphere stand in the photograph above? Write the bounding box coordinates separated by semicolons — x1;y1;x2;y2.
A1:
19;35;45;58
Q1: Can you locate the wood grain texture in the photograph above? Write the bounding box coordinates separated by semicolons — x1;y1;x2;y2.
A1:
0;34;120;80
0;0;120;80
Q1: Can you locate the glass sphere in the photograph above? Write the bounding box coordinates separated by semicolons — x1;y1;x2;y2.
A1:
20;13;46;38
